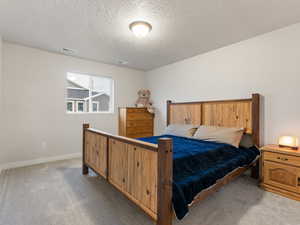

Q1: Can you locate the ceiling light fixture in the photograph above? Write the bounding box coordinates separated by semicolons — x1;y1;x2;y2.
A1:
129;21;152;38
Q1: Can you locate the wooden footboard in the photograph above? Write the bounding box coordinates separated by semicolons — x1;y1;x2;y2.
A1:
82;124;173;225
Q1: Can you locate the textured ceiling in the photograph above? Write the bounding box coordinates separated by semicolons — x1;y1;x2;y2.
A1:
1;0;300;71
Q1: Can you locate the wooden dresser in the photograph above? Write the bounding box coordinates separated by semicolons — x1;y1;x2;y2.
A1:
261;145;300;201
118;107;154;138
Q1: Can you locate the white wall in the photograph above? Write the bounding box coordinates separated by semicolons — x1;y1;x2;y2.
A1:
0;36;2;107
1;43;145;166
0;36;3;156
146;23;300;146
2;22;300;167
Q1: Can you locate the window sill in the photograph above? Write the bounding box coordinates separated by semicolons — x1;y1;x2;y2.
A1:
66;111;114;115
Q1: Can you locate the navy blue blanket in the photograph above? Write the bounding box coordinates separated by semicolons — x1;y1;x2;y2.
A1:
138;135;260;219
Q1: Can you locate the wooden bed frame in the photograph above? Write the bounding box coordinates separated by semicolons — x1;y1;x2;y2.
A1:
82;93;260;225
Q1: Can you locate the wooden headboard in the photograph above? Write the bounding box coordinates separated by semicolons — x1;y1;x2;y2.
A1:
166;93;260;146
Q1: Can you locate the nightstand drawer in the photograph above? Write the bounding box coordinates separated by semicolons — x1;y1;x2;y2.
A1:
263;161;300;193
264;152;300;167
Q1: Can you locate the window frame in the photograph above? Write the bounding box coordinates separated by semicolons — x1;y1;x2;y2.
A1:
66;72;114;114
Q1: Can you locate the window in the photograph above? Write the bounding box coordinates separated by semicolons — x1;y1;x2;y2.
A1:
92;101;99;112
76;101;85;112
66;72;114;113
67;101;74;112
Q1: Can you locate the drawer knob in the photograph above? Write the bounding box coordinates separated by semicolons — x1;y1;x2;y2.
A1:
277;156;288;161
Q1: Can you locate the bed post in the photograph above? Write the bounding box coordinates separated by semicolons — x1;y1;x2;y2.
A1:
166;100;172;126
82;123;90;175
251;93;260;179
157;138;173;225
252;93;260;147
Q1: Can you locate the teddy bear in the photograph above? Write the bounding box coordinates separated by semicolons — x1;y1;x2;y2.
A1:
135;89;155;114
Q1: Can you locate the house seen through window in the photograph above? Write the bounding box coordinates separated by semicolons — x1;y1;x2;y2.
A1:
66;72;114;113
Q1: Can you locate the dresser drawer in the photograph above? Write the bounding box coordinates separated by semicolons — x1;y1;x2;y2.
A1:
263;161;300;193
127;127;153;135
127;113;153;121
127;120;153;128
127;133;153;138
127;108;148;113
264;152;300;167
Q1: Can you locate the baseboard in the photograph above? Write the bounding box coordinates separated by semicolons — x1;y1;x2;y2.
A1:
0;152;82;173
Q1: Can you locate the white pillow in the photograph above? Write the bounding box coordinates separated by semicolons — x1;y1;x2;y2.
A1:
164;124;198;137
193;125;244;148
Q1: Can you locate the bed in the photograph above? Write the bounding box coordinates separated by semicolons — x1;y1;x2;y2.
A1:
139;135;259;219
82;93;260;225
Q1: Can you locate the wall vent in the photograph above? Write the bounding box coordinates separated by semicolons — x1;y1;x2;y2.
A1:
61;48;77;56
117;60;128;65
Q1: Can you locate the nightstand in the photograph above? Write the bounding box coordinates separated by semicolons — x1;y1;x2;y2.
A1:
261;145;300;201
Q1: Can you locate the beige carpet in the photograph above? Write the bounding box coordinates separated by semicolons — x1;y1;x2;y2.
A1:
0;158;300;225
